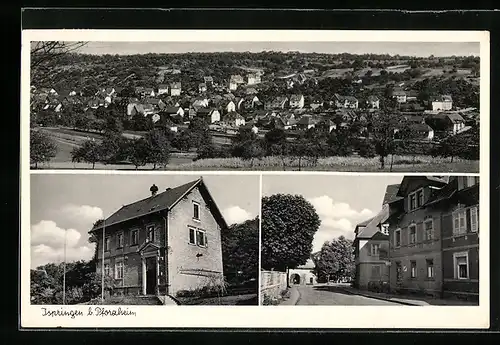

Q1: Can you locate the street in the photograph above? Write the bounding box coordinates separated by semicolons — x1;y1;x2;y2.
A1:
294;284;399;306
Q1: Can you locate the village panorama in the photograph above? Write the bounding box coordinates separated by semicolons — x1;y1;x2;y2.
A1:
30;42;480;171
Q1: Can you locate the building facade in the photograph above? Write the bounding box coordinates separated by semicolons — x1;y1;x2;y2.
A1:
386;176;479;301
89;178;226;298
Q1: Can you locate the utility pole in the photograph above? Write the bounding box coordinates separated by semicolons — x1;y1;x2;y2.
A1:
101;218;106;304
63;228;67;305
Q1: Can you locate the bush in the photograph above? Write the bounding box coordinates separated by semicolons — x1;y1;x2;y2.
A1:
262;294;280;306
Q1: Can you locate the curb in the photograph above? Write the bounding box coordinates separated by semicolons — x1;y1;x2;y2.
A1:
340;288;420;306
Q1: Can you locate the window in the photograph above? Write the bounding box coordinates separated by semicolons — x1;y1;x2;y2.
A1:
130;230;139;246
371;265;381;278
453;210;467;235
454;252;469;279
196;229;206;247
409;225;417;244
146;225;155;243
371;244;380;256
416;189;424;207
470;206;479;232
381;224;389;236
193;202;200;221
424;219;434;241
104;263;110;277
410;261;417;278
409;193;417;211
426;259;434;279
117;233;124;248
104;237;110;251
394;229;401;247
115;260;123;280
188;227;196;245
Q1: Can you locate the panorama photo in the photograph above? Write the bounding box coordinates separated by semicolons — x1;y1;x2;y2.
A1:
30;41;480;172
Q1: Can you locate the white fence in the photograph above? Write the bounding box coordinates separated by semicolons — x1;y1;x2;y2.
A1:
260;270;287;303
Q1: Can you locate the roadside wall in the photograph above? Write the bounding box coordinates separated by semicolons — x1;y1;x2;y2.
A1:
260;270;287;303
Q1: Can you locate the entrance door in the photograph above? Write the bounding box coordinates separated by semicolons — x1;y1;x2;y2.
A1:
145;257;156;295
396;262;403;285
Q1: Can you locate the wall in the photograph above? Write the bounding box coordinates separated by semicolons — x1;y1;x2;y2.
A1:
260;270;287;303
356;238;390;289
167;186;224;296
441;203;479;300
389;206;443;297
94;211;168;294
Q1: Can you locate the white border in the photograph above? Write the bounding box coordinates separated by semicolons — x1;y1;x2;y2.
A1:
21;29;490;329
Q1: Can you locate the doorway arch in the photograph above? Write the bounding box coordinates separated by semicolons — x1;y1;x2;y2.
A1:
290;273;301;285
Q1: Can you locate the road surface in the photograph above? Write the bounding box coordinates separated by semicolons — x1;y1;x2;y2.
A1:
294;284;399;306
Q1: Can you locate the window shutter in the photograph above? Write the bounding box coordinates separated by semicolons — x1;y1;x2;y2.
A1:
470;207;478;232
367;245;371;256
204;232;208;246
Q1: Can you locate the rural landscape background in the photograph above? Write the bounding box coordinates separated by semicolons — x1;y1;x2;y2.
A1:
30;41;480;172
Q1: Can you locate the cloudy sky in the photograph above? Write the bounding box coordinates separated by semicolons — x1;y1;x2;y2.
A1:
76;41;479;57
30;174;259;268
262;174;404;253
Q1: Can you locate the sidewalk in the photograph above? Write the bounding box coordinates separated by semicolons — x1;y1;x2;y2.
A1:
341;286;478;306
279;287;301;306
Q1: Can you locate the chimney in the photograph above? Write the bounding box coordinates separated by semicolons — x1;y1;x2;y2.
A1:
150;184;159;197
165;187;171;191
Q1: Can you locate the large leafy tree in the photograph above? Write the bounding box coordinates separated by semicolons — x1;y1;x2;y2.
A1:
71;139;102;169
261;194;321;272
30;129;58;168
370;111;403;170
143;129;171;170
221;217;259;285
312;236;355;283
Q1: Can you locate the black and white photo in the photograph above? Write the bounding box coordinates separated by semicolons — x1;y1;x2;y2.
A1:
30;174;259;306
29;40;480;172
260;174;480;306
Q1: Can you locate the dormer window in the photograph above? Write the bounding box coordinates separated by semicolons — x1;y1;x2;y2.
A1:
381;223;389;236
408;187;425;211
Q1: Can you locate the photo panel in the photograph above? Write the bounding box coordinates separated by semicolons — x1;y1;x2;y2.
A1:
26;173;260;318
25;31;486;173
259;173;488;327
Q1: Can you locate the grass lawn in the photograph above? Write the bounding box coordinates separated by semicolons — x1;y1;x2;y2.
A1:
176;293;258;306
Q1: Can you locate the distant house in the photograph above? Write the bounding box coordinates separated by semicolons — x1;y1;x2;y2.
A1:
199;83;207;93
334;94;359;109
203;76;214;86
425;113;465;135
146;98;167;111
431;95;453;111
296;115;317;130
293;73;307;85
392;90;407;103
157;84;169;96
224;100;236;113
353;186;400;290
39;87;58;96
406;90;419;102
286;79;295;89
222;111;245;127
245;87;259;95
247;73;261;85
198;108;221;124
43;98;63;112
408;123;435;141
96;87;116;98
289;94;305;109
170;82;182;96
267;96;289;110
89;178;226;298
152;113;178;132
192;97;210;109
228;79;238;91
316;118;336;133
164;106;185;118
366;95;380;109
144;88;156;97
242;95;260;110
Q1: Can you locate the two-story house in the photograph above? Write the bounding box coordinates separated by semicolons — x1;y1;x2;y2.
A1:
431;95;453;111
170;82;182;96
353;184;402;290
388;176;449;298
425;176;479;301
289;94;305;109
89;178;226;299
334;94;359;109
